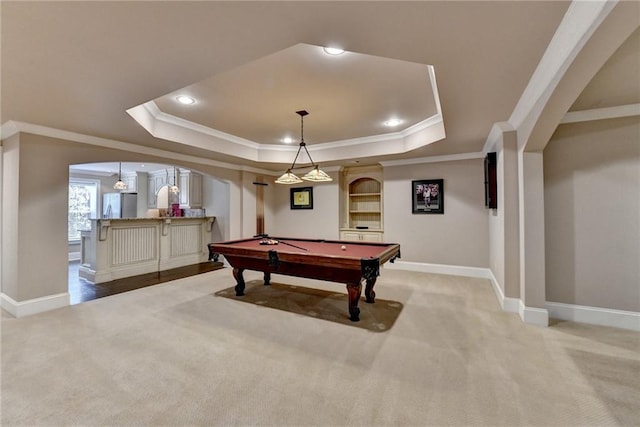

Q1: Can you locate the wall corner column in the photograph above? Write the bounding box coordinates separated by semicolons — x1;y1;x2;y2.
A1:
518;150;549;326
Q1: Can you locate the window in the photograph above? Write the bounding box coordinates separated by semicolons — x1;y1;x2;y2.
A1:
68;179;99;241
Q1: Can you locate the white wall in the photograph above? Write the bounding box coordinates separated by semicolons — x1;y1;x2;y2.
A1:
383;159;489;267
544;117;639;312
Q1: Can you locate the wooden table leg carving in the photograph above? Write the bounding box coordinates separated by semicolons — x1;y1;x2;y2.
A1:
364;277;377;303
346;282;362;322
233;268;246;296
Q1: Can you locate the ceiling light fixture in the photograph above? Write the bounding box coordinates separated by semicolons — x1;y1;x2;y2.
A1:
275;110;333;184
323;47;345;55
176;95;196;105
113;162;127;190
384;118;403;127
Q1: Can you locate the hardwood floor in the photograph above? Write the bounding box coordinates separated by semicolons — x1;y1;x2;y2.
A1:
68;261;225;304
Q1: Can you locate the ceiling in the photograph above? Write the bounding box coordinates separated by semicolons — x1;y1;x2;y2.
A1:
1;1;637;174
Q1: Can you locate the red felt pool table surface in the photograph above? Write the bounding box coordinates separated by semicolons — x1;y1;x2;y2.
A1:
228;237;391;258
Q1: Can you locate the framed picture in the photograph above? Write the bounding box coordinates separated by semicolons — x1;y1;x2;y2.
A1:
290;186;313;209
412;179;444;214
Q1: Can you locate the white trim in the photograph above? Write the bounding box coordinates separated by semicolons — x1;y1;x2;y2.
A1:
125;65;447;165
482;121;515;155
385;260;491;279
0;120;277;176
153;104;260;150
131;102;446;164
388;261;548;325
546;301;640;332
1;292;69;318
560;103;640;124
68;252;81;262
486;269;520;313
379;152;483;167
508;0;617;148
519;301;549;327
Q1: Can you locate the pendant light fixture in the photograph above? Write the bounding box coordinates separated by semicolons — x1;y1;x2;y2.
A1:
113;162;127;190
170;167;180;194
275;110;332;184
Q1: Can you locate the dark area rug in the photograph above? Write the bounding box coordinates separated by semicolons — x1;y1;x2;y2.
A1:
215;280;403;332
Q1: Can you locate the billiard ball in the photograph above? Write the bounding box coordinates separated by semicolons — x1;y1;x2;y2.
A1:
341;245;346;250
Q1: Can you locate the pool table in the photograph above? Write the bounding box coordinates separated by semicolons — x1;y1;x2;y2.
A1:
208;237;401;321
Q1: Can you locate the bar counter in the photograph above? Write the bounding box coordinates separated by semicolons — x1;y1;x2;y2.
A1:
79;217;215;284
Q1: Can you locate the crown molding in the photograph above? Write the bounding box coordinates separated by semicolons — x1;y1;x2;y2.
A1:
379;151;483;167
0;120;278;176
560;103;640;124
126;64;446;164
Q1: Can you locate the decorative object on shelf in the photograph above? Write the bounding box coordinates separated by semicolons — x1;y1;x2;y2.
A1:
275;110;333;184
169;167;180;194
412;179;444;214
290;186;313;209
113;162;127;190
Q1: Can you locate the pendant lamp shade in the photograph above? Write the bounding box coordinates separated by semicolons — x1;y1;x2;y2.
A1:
275;110;332;184
113;162;127;190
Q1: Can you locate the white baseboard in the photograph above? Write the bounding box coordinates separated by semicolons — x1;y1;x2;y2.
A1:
68;252;81;262
519;301;549;327
485;269;520;313
389;261;548;326
385;260;491;279
546;301;640;332
1;292;70;318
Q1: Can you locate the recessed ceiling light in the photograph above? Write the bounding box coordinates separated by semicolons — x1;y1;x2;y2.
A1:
282;137;294;144
323;47;345;55
384;118;403;127
176;95;196;105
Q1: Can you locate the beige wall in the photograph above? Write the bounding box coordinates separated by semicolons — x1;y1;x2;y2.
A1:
270;171;341;240
544;117;639;312
1;132;251;302
384;159;489;267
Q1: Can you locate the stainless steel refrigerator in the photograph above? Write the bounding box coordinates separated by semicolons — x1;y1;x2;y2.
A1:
102;193;138;218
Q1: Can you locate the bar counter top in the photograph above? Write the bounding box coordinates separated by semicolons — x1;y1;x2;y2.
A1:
92;216;214;221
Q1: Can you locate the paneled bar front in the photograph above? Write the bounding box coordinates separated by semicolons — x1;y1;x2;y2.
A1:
80;217;215;283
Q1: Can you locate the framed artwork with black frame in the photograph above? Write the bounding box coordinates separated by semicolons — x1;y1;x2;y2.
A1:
484;152;498;209
412;179;444;214
290;186;313;209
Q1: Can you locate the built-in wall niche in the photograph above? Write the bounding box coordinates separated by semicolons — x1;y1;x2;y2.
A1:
348;178;382;229
339;165;384;242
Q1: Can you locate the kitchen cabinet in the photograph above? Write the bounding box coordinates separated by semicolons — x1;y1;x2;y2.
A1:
121;172;137;193
147;171;167;208
179;170;203;208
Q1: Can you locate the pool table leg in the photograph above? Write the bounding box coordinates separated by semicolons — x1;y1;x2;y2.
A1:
263;272;271;286
364;277;377;303
232;268;246;296
346;282;362;322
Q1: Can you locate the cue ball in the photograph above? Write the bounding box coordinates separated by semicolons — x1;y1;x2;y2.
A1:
341;245;346;250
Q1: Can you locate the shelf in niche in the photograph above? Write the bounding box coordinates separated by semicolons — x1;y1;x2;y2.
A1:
349;193;380;197
350;210;381;214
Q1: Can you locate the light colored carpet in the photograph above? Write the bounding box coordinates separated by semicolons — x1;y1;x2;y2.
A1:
2;268;639;426
215;280;403;332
